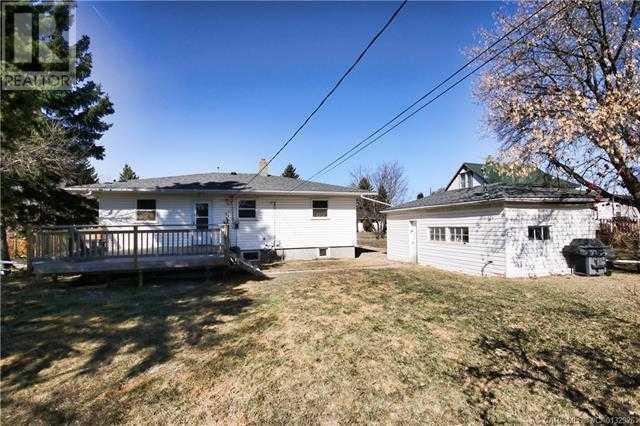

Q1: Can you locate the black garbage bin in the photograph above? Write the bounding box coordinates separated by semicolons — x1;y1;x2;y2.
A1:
562;239;609;276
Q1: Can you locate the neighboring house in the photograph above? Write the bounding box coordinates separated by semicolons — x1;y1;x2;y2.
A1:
444;162;577;191
66;160;372;261
595;199;639;219
383;164;597;278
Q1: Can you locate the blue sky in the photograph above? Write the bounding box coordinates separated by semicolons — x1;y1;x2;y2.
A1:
77;1;504;199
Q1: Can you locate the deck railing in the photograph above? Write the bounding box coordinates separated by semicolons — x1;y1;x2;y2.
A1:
29;224;230;262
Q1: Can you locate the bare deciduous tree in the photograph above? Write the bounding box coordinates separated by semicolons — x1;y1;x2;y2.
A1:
472;0;640;208
352;161;408;205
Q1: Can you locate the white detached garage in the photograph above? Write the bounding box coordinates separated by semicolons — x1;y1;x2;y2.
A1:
383;184;597;278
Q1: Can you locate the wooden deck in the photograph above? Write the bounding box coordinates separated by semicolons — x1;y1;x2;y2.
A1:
31;253;228;275
29;224;231;276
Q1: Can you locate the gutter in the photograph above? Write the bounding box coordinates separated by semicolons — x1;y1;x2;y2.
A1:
65;187;377;197
381;197;594;214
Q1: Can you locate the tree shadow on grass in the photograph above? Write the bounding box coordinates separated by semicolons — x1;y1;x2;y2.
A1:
461;326;640;424
1;268;264;391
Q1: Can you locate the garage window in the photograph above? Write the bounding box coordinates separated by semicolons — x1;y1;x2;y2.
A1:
429;227;446;241
528;226;550;241
449;227;469;243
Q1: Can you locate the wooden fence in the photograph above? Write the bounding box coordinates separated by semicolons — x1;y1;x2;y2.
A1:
598;218;640;260
30;224;229;262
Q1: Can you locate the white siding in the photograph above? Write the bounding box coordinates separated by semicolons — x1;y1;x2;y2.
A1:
98;194;357;251
386;206;507;276
504;204;597;277
595;201;639;219
446;170;485;191
98;194;195;226
233;197;356;250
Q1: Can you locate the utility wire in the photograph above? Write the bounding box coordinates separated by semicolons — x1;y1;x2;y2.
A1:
289;1;559;192
244;0;408;188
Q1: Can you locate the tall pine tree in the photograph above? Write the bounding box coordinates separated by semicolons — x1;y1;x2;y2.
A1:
119;164;138;182
282;163;299;179
1;1;114;260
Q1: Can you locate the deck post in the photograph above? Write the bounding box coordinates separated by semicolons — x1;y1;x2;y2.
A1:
68;227;74;258
133;225;142;287
26;228;34;273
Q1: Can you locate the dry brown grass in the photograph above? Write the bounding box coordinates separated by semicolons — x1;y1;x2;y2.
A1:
2;266;639;424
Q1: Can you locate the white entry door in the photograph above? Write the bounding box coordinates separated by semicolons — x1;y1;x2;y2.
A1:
408;220;417;263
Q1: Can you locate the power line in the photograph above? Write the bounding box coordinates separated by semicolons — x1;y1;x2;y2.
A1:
289;1;560;192
244;0;408;188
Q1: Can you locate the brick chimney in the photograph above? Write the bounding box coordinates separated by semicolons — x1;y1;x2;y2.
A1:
258;158;269;176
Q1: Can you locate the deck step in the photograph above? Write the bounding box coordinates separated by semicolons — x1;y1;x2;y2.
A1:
227;252;267;279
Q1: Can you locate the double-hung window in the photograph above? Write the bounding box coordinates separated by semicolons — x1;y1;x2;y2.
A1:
136;199;156;221
449;227;469;243
312;200;328;218
429;227;446;241
238;200;256;219
195;203;209;230
528;226;550;241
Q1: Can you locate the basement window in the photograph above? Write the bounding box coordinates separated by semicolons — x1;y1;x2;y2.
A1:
449;227;469;243
318;248;328;257
312;200;328;218
528;226;550;241
136;199;156;221
242;251;260;261
429;227;446;241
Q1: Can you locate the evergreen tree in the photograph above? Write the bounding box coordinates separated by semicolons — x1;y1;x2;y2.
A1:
417;192;424;199
282;163;299;179
358;177;373;191
1;1;114;260
119;164;138;182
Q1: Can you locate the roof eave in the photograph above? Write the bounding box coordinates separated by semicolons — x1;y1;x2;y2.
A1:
382;196;594;213
65;187;374;197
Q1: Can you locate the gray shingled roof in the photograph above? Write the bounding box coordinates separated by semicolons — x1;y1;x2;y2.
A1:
384;183;594;212
452;162;578;189
65;172;368;194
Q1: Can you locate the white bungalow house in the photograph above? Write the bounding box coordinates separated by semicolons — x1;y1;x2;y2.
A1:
383;163;598;278
65;160;372;262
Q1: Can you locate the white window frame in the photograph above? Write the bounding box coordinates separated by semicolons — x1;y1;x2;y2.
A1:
528;226;551;241
312;199;329;218
238;199;257;220
136;199;157;223
429;227;446;241
449;227;469;243
459;173;467;189
318;247;328;257
194;201;210;230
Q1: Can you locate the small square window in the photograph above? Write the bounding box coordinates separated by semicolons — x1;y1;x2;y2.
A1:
313;200;328;217
238;200;256;219
318;248;328;257
136;199;156;221
528;226;550;241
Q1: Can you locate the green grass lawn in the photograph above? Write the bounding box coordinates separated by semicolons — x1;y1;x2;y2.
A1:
2;266;639;424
